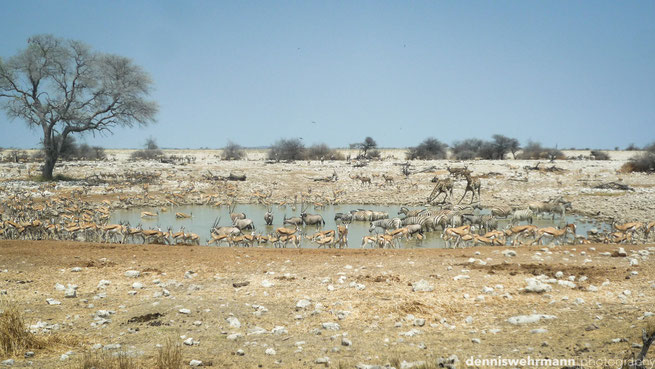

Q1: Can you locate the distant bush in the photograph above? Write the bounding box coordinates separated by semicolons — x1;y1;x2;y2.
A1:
77;144;106;160
130;137;163;161
452;139;484;160
222;141;245;160
622;142;655;173
625;143;639;151
518;141;566;160
406;137;447;160
590;150;610;160
306;143;344;160
268;138;305;161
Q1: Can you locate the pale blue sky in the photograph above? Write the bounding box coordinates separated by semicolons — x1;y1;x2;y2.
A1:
1;1;653;149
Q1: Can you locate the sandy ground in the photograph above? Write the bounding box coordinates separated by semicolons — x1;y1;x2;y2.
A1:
1;240;654;368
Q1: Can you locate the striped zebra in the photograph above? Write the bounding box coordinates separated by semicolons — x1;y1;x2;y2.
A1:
401;215;431;231
369;218;402;233
510;209;533;225
491;205;513;218
398;207;426;218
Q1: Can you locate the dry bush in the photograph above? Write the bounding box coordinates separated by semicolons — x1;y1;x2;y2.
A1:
306;143;345;160
406;137;447;160
622;153;655;173
590;150;610;160
221;141;245;160
268;138;305;161
76;351;138;369
156;338;182;369
518;141;565;160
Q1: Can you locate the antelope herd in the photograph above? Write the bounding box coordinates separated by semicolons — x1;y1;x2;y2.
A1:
0;166;653;250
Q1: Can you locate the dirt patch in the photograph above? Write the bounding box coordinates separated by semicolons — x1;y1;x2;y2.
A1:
127;312;164;324
465;262;626;284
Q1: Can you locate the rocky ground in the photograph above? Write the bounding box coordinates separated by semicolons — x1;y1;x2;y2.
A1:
0;149;653;223
0;240;654;368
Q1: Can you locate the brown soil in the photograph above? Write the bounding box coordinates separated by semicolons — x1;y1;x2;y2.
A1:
1;240;654;368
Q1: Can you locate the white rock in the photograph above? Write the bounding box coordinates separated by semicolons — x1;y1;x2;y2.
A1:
453;275;470;281
124;270;140;278
64;287;77;298
226;333;242;341
183;337;196;346
132;282;144;289
272;326;288;335
247;327;267;335
322;322;341;330
261;279;274;288
265;348;276;355
555;271;564;279
46;298;61;305
189;360;203;367
502;250;517;257
226;316;241;328
507;314;557;325
97;280;111;289
55;283;66;291
1;359;15;366
531;329;548;334
71;267;83;272
523;278;552;293
412;280;434;292
296;299;312;310
179;308;191;315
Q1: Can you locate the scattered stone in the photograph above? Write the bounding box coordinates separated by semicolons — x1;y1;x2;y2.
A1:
465;316;474;325
132;282;144;289
247;327;267;335
341;337;352;346
236;349;245;356
453;275;470;281
523;278;552;293
124;270;140;278
179;309;191;315
400;329;421;337
555;271;564;279
502;250;517;257
1;359;14;366
272;326;288;335
507;314;557;325
64;286;77;298
54;283;66;291
183;337;197;346
24;352;34;358
413;318;426;327
261;279;274;288
265;348;276;355
226;333;242;341
226;316;240;328
71;267;83;272
322;322;341;331
103;344;121;350
233;281;249;288
316;357;330;365
531;328;548;334
412;279;434;292
46;298;61;305
97;280;111;289
296;299;312;310
189;360;203;367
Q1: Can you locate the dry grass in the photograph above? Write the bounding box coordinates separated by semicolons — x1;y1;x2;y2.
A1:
155;338;182;369
1;301;78;359
75;351;138;369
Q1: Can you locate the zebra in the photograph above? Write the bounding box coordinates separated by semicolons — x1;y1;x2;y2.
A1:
491;205;513;218
369;218;402;233
401;215;431;232
398;207;426;218
334;212;353;223
510;209;533;225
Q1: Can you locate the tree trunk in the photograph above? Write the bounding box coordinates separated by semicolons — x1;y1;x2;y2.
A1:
41;131;59;180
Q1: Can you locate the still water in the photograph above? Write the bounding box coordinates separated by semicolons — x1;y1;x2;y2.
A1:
110;204;611;249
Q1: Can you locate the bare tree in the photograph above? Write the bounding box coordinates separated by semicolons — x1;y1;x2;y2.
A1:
492;134;520;159
0;34;158;179
354;136;378;158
